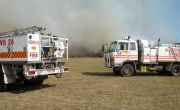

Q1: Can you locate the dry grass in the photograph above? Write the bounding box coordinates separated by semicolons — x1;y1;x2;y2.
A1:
0;58;180;110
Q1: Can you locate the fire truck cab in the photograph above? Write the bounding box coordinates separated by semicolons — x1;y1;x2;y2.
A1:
102;36;180;76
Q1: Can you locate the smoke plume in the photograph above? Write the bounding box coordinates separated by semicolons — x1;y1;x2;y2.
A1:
0;0;178;57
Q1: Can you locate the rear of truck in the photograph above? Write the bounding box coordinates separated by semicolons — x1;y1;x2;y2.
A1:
0;26;69;91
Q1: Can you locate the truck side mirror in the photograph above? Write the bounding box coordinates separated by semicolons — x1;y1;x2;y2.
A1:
102;44;108;52
102;45;105;52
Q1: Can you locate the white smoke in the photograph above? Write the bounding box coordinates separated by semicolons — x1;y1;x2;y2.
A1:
0;0;178;56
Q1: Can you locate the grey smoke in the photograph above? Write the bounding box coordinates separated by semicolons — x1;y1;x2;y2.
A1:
0;0;177;57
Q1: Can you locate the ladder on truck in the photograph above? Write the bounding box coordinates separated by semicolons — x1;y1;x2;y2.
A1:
0;26;46;38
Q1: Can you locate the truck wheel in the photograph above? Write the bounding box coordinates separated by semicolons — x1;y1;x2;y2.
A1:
170;64;180;76
113;67;120;76
120;64;134;77
0;72;7;92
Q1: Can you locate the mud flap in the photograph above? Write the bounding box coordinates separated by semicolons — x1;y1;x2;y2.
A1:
0;71;7;92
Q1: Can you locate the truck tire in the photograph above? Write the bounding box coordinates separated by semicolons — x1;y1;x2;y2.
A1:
23;80;44;86
113;67;120;76
0;72;7;92
120;64;134;77
170;64;180;76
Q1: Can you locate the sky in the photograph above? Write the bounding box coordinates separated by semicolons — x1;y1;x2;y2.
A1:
0;0;180;56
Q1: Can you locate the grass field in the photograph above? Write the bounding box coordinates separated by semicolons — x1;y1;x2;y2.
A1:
0;58;180;110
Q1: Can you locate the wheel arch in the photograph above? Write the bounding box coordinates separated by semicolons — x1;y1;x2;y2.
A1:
120;61;137;77
164;62;180;71
170;63;180;76
120;60;136;70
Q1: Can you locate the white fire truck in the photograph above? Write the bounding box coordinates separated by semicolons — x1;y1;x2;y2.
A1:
0;26;69;92
102;36;180;77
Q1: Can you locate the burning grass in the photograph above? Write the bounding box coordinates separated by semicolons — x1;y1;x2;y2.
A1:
0;58;180;110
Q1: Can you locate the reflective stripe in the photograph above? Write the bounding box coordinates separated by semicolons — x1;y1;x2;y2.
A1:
0;52;27;58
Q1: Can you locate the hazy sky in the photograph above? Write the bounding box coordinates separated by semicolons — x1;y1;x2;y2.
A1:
0;0;180;56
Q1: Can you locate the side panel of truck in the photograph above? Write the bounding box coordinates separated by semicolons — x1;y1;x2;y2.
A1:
0;35;27;62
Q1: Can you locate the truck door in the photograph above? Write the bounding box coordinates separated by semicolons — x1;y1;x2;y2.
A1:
129;43;138;60
115;42;129;63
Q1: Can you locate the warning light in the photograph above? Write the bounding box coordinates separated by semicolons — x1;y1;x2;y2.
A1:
128;36;131;39
110;57;114;61
64;67;69;72
28;71;35;75
65;39;68;43
122;36;131;40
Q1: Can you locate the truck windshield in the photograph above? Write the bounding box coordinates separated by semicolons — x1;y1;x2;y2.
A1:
109;41;117;52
